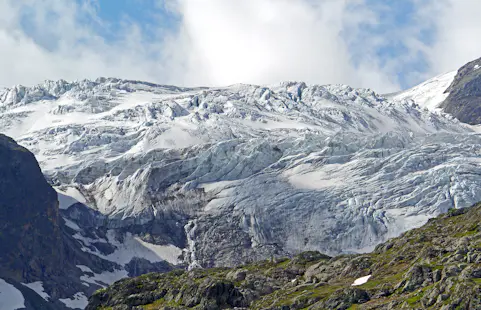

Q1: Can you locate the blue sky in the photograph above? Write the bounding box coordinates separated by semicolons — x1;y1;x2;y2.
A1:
346;0;433;88
2;0;481;92
91;0;178;40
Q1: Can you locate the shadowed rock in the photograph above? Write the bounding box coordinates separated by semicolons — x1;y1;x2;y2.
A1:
441;57;481;124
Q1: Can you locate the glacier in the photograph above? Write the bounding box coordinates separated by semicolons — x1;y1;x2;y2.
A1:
1;76;481;272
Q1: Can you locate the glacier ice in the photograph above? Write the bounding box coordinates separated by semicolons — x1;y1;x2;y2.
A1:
1;77;480;268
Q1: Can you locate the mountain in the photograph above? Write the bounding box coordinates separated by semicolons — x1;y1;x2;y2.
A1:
0;134;63;310
0;134;117;309
2;58;481;307
390;71;456;111
393;56;481;126
441;57;481;124
0;134;176;309
86;202;481;309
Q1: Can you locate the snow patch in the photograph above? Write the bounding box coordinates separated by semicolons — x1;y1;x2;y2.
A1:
73;231;108;253
0;279;25;310
57;192;80;210
145;126;201;150
384;208;433;240
204;197;232;211
59;292;88;309
198;180;238;192
283;164;345;190
76;265;93;273
63;217;81;231
351;275;372;286
393;71;456;110
75;230;182;265
21;281;50;301
236;114;322;131
79;267;128;287
55;187;87;210
105;232;182;265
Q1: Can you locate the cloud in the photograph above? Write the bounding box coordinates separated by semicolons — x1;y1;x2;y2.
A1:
0;0;170;88
424;0;481;75
0;0;403;92
163;0;399;91
1;0;480;92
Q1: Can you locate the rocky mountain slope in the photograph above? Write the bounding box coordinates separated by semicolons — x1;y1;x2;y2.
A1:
393;56;481;126
87;203;481;309
441;57;481;124
0;134;94;309
3;57;481;307
0;134;171;310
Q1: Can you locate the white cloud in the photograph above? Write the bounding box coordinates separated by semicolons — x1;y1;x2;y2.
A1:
0;0;402;92
0;0;169;87
162;0;404;91
164;0;390;88
424;0;481;75
0;0;480;92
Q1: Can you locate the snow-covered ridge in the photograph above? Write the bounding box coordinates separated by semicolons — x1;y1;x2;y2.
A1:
391;71;457;111
0;77;204;108
0;78;468;163
1;77;479;272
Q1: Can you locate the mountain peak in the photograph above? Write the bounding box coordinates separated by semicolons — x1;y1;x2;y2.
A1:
440;57;481;124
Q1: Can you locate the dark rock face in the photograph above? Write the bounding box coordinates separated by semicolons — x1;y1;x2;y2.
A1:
0;134;62;280
441;57;481;124
0;134;118;309
86;271;249;310
124;257;172;277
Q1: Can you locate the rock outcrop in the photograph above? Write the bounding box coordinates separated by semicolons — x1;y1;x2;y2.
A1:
441;57;481;124
0;134;120;309
0;134;62;281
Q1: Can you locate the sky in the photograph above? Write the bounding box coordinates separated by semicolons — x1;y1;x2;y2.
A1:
1;0;481;93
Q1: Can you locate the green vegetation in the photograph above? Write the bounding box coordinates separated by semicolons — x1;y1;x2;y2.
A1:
87;203;481;309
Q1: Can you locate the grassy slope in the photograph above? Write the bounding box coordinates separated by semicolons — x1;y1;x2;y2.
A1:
87;204;481;309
